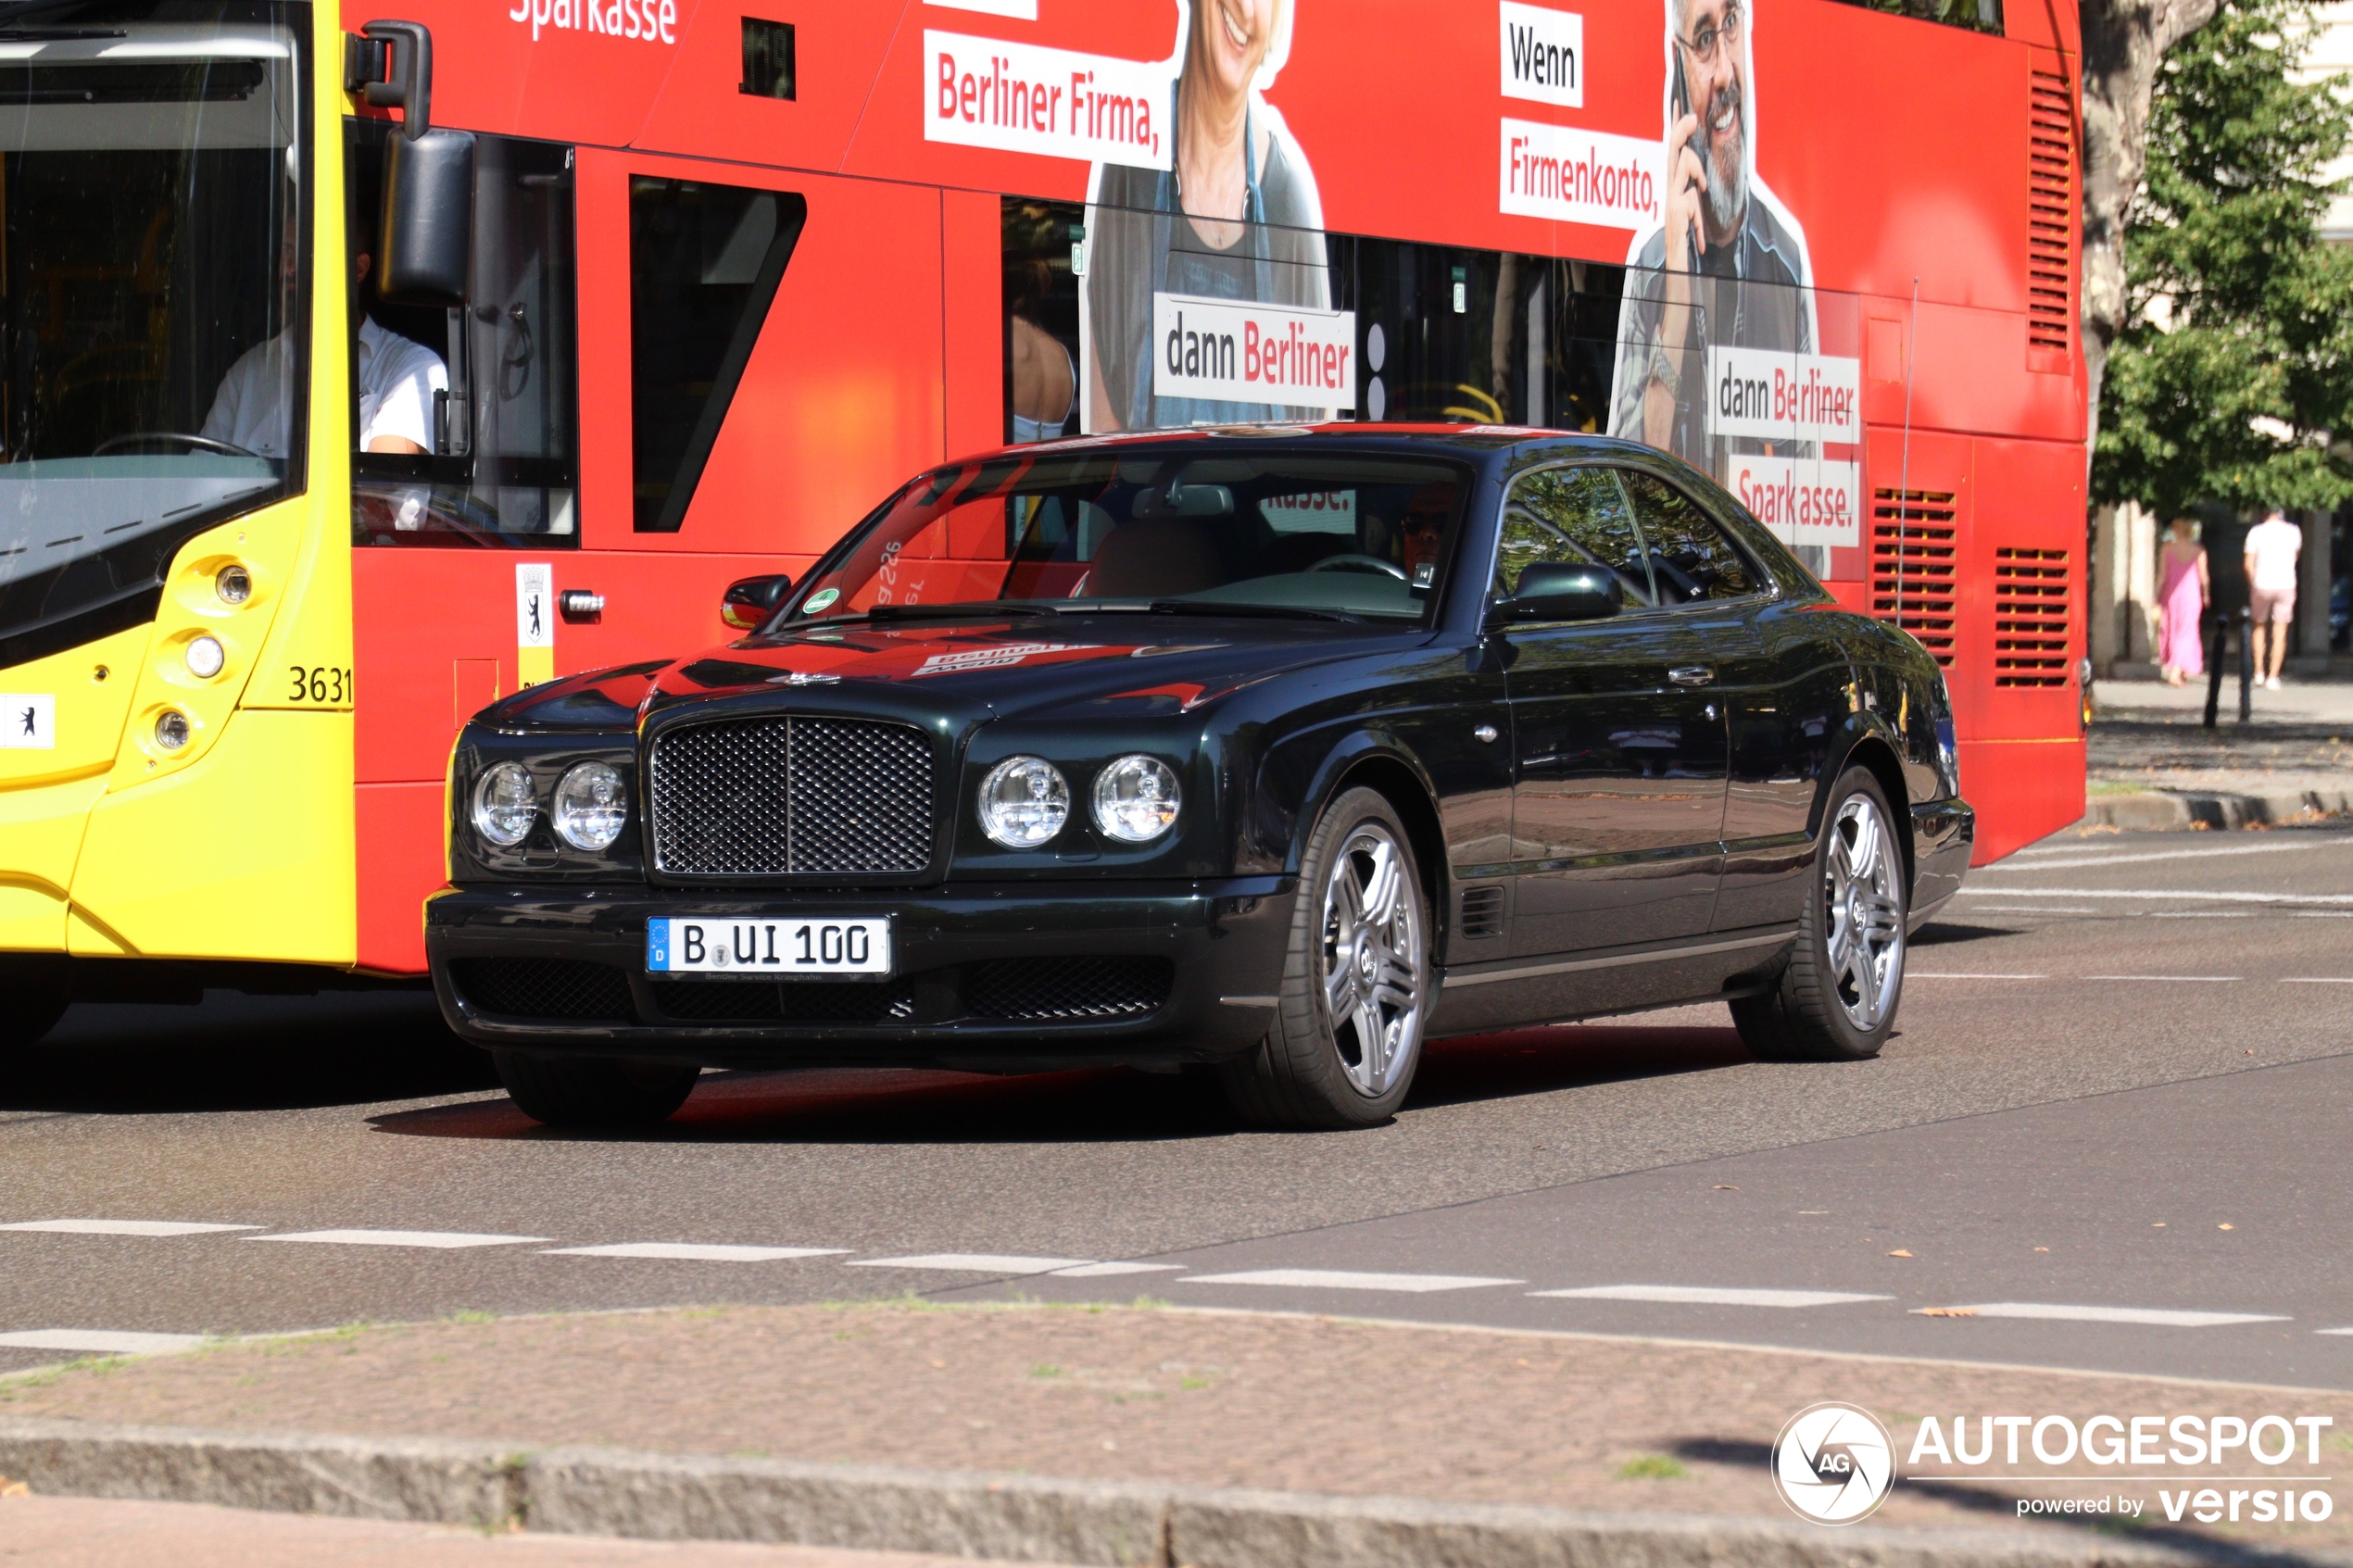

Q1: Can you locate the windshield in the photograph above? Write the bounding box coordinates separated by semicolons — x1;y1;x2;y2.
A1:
0;1;303;663
778;448;1468;630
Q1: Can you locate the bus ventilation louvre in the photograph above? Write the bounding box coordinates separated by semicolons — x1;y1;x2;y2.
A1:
2027;69;2075;354
1993;546;2072;685
1870;489;1957;668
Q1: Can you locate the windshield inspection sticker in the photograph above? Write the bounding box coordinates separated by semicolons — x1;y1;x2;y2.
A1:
803;587;840;613
0;694;54;749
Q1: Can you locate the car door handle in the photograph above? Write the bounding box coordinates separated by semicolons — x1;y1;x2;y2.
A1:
1668;665;1716;687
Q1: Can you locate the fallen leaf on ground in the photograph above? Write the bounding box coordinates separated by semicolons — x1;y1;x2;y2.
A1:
1887;1249;1914;1258
1919;1307;1979;1319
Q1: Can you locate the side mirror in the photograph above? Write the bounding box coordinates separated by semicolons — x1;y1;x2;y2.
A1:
1499;562;1624;623
722;573;794;631
376;127;474;307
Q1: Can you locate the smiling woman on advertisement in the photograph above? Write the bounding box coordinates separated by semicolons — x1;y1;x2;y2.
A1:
1083;0;1329;431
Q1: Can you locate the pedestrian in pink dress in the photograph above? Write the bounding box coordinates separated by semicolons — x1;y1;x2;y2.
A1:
2157;517;2209;684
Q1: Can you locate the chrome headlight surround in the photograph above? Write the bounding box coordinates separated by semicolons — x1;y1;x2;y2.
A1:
977;754;1070;847
552;760;628;851
472;761;538;847
1090;754;1182;843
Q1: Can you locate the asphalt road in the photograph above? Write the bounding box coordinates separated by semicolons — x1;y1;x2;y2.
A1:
4;824;2349;1389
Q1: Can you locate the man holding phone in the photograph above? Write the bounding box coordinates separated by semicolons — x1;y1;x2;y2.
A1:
1610;0;1818;557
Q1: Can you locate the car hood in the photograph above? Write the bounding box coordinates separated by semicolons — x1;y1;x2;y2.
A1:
481;616;1407;734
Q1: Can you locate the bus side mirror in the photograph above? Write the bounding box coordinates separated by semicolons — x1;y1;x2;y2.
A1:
722;574;794;631
376;128;474;307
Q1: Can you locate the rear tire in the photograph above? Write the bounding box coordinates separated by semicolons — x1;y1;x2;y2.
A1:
1732;766;1907;1063
491;1049;699;1129
1217;787;1431;1129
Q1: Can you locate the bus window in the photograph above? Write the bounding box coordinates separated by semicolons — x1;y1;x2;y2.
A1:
1001;197;1082;445
629;178;805;532
348;124;580;548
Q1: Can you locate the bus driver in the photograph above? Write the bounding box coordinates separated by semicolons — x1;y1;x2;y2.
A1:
202;222;447;459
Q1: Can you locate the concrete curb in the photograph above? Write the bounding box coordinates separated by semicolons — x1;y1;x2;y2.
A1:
0;1418;2331;1567
2081;787;2353;832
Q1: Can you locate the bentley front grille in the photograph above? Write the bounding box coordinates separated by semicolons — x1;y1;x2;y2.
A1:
648;716;934;878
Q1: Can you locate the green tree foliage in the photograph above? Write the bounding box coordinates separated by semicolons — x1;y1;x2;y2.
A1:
2094;0;2353;518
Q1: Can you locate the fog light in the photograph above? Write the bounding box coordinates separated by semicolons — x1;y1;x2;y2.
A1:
184;634;225;679
472;762;537;848
154;709;190;750
977;755;1068;847
215;564;251;605
553;761;627;851
1091;755;1181;843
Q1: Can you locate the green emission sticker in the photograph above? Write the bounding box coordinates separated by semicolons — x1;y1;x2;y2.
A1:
803;587;839;613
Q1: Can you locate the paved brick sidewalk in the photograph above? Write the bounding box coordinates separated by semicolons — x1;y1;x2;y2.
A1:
0;1494;997;1567
3;1302;2347;1559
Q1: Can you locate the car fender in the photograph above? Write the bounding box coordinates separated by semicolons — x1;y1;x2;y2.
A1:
1255;723;1445;885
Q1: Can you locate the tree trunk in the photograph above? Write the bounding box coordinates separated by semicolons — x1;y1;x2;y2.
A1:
2079;0;2219;451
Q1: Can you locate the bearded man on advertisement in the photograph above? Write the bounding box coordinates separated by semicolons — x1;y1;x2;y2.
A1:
1609;0;1818;537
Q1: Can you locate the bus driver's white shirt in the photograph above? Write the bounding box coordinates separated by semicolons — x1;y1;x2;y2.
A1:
199;318;447;458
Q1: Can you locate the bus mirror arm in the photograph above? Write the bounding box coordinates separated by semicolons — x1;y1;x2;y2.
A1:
352;20;433;139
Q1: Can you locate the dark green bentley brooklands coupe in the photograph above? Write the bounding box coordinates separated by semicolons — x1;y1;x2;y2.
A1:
427;428;1970;1130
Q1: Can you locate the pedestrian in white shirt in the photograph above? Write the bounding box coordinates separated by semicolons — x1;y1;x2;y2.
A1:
2242;508;2303;690
200;248;446;458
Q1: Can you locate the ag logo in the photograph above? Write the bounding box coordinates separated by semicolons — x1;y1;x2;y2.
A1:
1770;1401;1894;1524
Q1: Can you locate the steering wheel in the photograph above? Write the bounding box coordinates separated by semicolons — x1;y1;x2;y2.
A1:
1305;553;1409;581
94;433;258;458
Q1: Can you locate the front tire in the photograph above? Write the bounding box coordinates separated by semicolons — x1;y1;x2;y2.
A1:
1217;787;1432;1129
1732;766;1907;1063
491;1049;699;1129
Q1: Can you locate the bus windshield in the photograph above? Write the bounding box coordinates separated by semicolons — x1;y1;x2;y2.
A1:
0;0;303;663
779;448;1468;630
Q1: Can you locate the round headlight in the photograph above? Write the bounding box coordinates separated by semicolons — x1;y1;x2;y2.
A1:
1091;755;1181;843
215;564;251;605
977;755;1068;848
184;634;225;680
471;761;537;848
153;709;190;750
553;760;628;851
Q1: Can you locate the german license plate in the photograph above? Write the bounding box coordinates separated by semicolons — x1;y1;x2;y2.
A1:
646;917;891;976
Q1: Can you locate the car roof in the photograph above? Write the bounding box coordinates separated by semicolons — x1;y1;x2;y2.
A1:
947;422;1661;470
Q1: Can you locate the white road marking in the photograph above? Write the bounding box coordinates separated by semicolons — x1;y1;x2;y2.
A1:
2320;1327;2353;1336
1964;906;2095;914
540;1243;849;1262
1957;887;2353;906
0;1329;204;1355
2084;974;2239;983
848;1253;1098;1273
1982;839;2353;873
246;1230;551;1249
1917;1302;2287;1328
1907;972;2046;980
1050;1262;1185;1277
1181;1269;1522;1293
1529;1285;1892;1309
0;1220;259;1237
2284;977;2353;984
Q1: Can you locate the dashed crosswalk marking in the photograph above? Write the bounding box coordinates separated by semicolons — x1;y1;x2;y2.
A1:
1181;1269;1522;1293
1530;1285;1892;1309
0;1219;259;1237
1957;887;2353;907
1915;1302;2288;1328
245;1230;552;1250
1048;1262;1184;1277
847;1253;1100;1274
540;1243;849;1262
1907;973;2047;981
0;1329;205;1355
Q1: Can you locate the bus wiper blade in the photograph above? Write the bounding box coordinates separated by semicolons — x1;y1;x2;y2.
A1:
852;602;1066;623
1148;598;1364;624
0;27;125;38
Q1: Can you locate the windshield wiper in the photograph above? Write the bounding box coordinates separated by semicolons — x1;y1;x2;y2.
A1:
1148;598;1364;624
822;601;1068;625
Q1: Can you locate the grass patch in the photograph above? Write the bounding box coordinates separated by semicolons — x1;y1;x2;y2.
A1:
1616;1454;1689;1481
1030;1364;1063;1379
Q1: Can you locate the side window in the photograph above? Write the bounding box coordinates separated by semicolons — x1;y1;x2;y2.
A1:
1493;466;1654;607
629;178;806;532
1618;470;1756;605
350;125;581;546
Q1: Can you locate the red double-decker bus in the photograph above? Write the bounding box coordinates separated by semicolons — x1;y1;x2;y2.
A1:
0;0;2079;1014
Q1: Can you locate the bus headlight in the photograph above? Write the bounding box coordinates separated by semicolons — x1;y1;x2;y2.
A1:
472;762;537;847
552;761;627;851
978;755;1068;847
154;709;190;750
215;564;251;605
1091;755;1181;843
184;634;225;680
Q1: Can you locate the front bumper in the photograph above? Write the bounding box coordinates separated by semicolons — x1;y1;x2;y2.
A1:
424;876;1297;1071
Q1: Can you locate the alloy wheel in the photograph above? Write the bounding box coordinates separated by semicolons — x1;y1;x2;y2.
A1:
1821;793;1905;1031
1319;822;1425;1097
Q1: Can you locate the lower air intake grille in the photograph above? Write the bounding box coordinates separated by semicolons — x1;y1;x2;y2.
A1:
451;959;633;1022
1459;885;1504;939
966;957;1173;1022
654;979;917;1024
648;715;934;878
